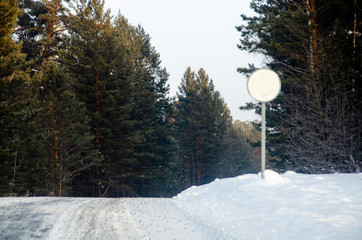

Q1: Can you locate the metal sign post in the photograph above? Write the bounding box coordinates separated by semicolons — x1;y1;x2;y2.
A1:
261;102;266;178
247;69;281;179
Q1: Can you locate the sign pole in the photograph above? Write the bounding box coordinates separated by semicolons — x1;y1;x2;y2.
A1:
261;102;266;179
246;68;280;179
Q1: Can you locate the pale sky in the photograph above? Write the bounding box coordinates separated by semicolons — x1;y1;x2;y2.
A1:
104;0;264;121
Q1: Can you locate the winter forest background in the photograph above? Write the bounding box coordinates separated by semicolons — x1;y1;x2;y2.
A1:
0;0;361;197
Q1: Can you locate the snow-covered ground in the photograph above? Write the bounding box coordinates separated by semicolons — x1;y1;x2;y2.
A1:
1;170;361;240
175;170;362;239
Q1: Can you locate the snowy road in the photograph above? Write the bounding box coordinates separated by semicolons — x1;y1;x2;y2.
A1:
2;171;362;240
0;197;215;240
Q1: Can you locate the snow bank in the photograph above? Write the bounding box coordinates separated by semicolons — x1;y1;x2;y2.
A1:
174;170;362;240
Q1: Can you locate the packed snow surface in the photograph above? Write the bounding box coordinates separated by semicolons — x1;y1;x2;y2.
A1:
1;170;361;239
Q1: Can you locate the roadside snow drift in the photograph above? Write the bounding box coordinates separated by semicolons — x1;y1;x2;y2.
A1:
1;170;361;240
174;170;362;239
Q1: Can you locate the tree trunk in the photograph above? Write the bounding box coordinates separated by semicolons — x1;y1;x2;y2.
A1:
95;71;100;144
12;149;18;183
352;0;357;92
59;144;63;197
311;0;319;74
306;0;319;74
196;138;203;186
42;1;59;68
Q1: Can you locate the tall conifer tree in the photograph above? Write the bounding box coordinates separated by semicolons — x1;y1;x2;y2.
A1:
63;1;176;196
0;0;30;195
129;27;176;196
175;67;232;187
25;61;101;196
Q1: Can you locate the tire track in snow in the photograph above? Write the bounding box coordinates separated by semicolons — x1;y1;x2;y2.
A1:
120;199;149;240
47;198;126;240
0;197;217;240
0;197;75;239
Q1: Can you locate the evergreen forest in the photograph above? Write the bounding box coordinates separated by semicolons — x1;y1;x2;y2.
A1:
0;0;360;197
0;0;258;197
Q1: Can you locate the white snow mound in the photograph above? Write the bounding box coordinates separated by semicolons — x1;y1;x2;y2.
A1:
263;169;292;185
174;170;362;240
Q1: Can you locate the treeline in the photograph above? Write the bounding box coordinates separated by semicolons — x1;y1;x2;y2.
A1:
238;0;361;173
0;0;258;197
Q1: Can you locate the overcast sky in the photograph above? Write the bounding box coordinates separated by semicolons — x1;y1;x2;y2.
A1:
104;0;264;121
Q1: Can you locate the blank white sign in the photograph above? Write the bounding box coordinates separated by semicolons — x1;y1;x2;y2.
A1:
247;69;281;103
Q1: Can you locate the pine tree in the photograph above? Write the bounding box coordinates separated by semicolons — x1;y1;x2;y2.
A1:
0;0;30;195
27;61;101;196
129;27;176;197
62;0;120;196
175;67;232;188
16;0;46;62
39;0;69;67
15;0;69;69
63;1;176;197
2;0;177;196
0;0;26;74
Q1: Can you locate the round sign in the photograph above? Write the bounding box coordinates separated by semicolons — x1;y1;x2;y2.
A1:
247;68;281;103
